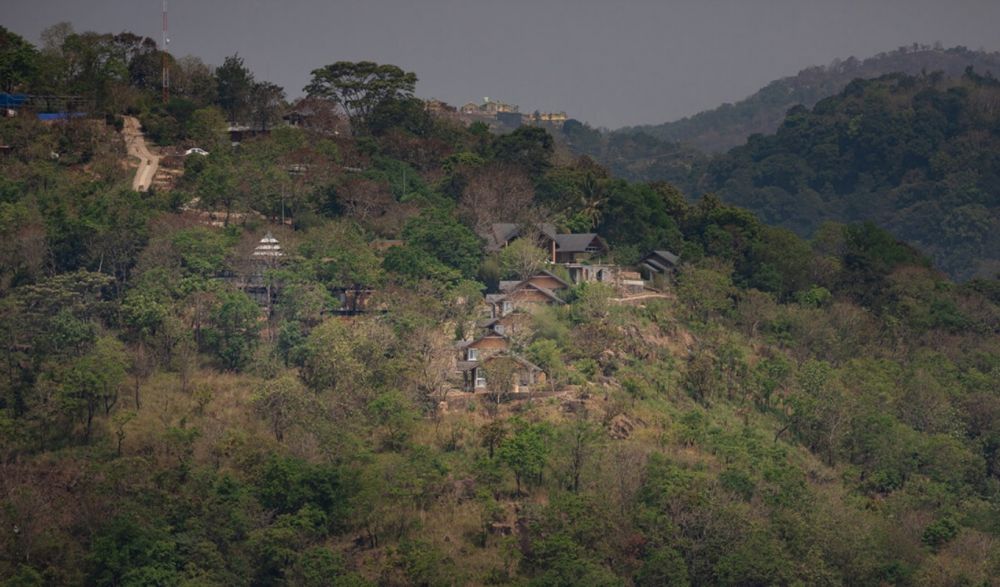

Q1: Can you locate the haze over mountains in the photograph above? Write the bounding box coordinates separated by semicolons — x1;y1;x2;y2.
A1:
557;46;1000;281
617;45;1000;152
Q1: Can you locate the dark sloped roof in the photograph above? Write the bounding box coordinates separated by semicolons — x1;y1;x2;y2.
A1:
485;223;559;251
507;282;566;304
456;360;478;372
651;250;680;265
554;233;607;253
468;332;509;348
534;270;571;288
487;223;520;251
641;250;680;273
501;271;569;293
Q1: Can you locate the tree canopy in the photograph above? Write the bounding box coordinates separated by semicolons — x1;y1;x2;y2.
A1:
304;61;417;134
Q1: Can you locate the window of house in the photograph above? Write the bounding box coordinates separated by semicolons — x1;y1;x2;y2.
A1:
475;372;487;388
467;348;479;361
502;301;513;315
494;324;505;335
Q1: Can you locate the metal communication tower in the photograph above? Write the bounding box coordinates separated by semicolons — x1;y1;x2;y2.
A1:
162;0;170;103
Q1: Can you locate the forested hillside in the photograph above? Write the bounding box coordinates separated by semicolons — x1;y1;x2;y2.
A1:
556;119;708;189
2;25;1000;586
701;70;1000;281
621;45;1000;152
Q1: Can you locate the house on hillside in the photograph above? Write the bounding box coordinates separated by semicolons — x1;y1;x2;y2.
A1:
283;98;350;135
484;223;557;253
488;281;565;318
485;222;610;264
639;250;680;279
457;352;546;393
457;331;510;362
487;270;569;333
478;312;533;338
499;270;570;294
547;233;609;264
564;264;645;294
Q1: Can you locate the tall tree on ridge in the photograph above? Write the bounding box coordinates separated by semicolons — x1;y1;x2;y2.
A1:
216;53;253;125
304;61;417;134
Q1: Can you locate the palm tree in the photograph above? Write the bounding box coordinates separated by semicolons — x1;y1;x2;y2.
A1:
577;172;607;229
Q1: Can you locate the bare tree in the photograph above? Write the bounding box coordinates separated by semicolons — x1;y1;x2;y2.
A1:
498;239;548;280
483;356;519;416
458;164;535;236
338;176;394;223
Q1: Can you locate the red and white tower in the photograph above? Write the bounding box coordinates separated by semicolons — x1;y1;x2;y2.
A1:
161;0;170;103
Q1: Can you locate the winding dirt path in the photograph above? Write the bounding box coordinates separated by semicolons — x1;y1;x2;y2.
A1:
122;116;159;192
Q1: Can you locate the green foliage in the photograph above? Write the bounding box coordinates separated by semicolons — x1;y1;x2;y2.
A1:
491;126;554;177
252;374;312;442
254;455;353;523
497;239;548;280
497;418;551;495
304;61;417;133
703;73;1000;279
204;290;260;371
401;211;482;279
921;517;959;552
676;264;734;322
171;227;233;277
598;180;683;258
216;54;254;124
527;339;564;384
521;494;622;587
0;26;39;92
287;547;370;587
620;45;1000;152
86;515;182;587
383;244;462;285
187;106;228;150
367;390;417;450
636;546;689;587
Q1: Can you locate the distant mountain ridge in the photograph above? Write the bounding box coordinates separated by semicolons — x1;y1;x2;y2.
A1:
700;70;1000;280
619;45;1000;152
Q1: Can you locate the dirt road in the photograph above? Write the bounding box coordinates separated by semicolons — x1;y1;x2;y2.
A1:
122;116;159;192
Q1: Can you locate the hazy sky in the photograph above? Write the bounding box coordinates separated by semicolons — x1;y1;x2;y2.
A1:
4;0;1000;128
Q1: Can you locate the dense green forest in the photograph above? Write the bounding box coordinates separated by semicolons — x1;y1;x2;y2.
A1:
560;63;1000;281
2;24;1000;586
700;70;1000;281
620;45;1000;152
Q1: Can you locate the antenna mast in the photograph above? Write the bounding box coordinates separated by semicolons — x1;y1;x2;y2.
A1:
161;0;170;103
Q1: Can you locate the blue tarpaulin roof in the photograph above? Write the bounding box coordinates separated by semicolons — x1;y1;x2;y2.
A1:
0;94;29;108
37;112;87;121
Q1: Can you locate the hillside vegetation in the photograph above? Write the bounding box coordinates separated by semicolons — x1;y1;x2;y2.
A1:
1;25;1000;587
701;70;1000;281
622;45;1000;152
